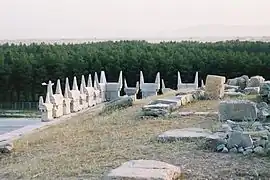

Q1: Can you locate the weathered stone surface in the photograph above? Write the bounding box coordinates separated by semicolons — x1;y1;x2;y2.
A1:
227;131;253;149
205;75;226;99
227;75;249;90
142;104;173;117
260;81;270;103
244;87;260;95
254;146;264;154
229;147;238;153
257;102;270;121
224;92;245;97
224;84;239;90
149;98;181;108
105;160;182;180
219;100;257;121
220;124;232;132
247;76;265;87
102;96;133;113
157;128;213;142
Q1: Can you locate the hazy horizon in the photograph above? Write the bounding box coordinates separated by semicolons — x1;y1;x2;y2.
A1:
1;0;270;40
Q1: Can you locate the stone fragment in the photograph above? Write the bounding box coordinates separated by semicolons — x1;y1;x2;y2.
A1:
218;100;257;121
254;146;264;155
205;75;226;99
220;124;232;132
222;147;229;153
105;160;182;180
227;75;249;90
229;147;238;153
251;122;264;131
225;84;239;90
224;92;245;97
216;144;225;152
238;147;244;153
260;81;270;103
243;148;253;155
227;131;253;149
205;137;227;150
142;104;173;117
247;76;265;87
0;142;13;153
257;102;270;121
243;87;260;95
157;128;213;142
102;96;133;113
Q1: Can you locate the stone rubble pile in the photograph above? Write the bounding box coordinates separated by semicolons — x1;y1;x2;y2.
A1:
212;120;270;155
225;75;267;97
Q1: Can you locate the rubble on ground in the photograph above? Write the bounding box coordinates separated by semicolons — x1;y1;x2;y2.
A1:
141;90;205;117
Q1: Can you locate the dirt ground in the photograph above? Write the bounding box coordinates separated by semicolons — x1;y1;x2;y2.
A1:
0;94;270;180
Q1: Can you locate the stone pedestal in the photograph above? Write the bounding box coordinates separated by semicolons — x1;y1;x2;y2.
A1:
63;98;71;115
40;103;53;122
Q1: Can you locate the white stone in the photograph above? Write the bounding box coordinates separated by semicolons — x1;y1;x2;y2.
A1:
140;71;160;98
177;71;199;91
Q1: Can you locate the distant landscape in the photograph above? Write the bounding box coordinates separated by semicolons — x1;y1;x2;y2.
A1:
1;25;270;44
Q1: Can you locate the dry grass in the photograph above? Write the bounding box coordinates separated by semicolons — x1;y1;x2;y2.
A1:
0;94;270;179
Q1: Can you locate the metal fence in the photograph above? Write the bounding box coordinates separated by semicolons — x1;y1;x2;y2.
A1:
0;102;39;111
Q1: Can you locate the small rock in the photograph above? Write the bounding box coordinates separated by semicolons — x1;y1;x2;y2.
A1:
216;144;226;152
0;142;13;153
229;147;238;153
252;122;264;131
254;146;264;155
243;148;253;155
258;139;268;148
264;126;270;131
227;131;253;149
222;147;229;153
233;125;244;132
238;147;244;153
220;124;232;132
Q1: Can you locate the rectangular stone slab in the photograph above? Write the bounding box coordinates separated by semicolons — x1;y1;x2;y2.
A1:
157;128;213;142
105;160;182;180
219;100;257;121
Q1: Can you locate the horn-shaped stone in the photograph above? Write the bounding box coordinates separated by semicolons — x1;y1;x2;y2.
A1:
80;75;86;94
201;79;205;87
118;71;123;88
72;76;79;91
194;71;199;88
177;71;182;85
64;77;70;98
55;79;63;95
87;74;93;87
124;78;128;88
94;72;99;89
162;79;166;89
140;71;144;85
136;81;139;89
100;71;107;83
155;72;160;84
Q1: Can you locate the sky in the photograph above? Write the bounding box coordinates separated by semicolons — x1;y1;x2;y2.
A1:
0;0;270;39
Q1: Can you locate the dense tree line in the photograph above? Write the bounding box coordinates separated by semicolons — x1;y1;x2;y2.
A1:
0;40;270;103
